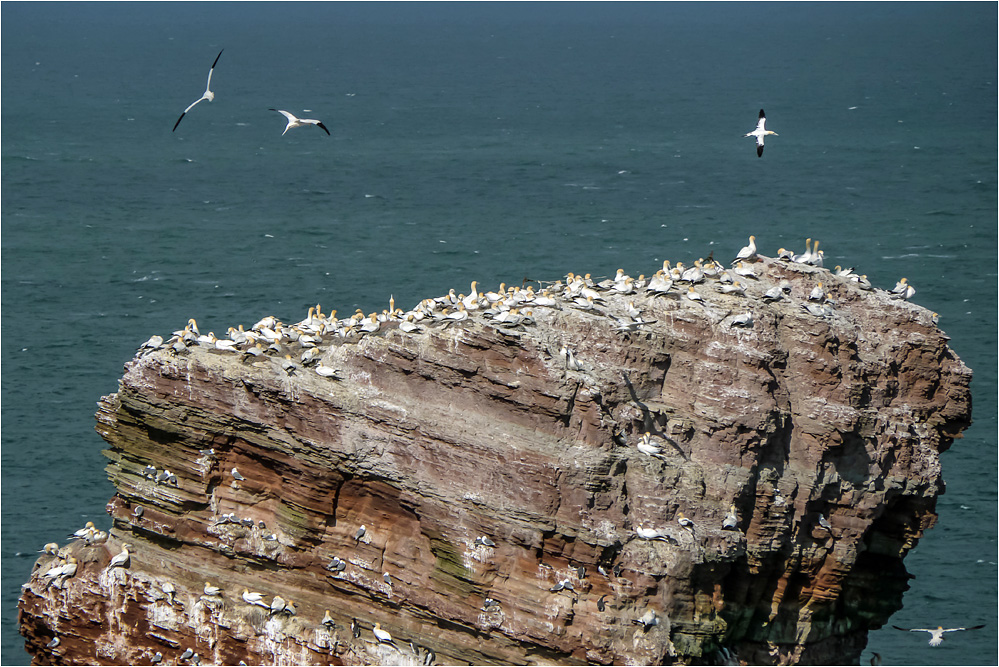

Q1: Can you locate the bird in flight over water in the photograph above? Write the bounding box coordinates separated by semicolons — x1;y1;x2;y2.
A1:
744;108;777;157
270;109;330;136
892;624;986;646
173;49;223;132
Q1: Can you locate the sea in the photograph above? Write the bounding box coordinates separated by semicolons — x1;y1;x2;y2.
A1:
1;3;995;664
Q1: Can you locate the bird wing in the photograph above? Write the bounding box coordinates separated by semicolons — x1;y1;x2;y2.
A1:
946;625;986;632
893;625;932;632
205;49;223;91
757;142;764;157
316;121;331;135
271;109;298;122
757;109;767;131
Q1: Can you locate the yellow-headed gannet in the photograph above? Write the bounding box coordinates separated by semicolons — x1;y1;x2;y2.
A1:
241;588;269;608
792;239;812;263
560;346;584;371
39;542;59;556
270;109;331;136
808;283;826;302
722;505;739;530
373;622;396;645
744;109;778;157
173;49;223;132
676;513;694;528
734;235;757;263
892;624;985;646
890;277;916;300
636;432;667;459
106;544;132;571
730;312;754;328
203;581;222;596
685;286;703;302
269;595;287;615
69;521;96;541
322;609;336;628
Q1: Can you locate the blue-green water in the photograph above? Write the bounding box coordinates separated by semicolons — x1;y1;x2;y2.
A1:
2;3;995;664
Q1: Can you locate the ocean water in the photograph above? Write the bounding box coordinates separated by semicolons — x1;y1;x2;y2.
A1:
2;3;995;664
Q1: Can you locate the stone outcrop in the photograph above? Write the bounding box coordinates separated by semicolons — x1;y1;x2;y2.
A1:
19;254;971;665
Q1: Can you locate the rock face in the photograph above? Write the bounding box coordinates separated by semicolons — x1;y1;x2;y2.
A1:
19;255;971;665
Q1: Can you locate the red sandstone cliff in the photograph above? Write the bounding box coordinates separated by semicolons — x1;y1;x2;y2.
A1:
19;254;971;665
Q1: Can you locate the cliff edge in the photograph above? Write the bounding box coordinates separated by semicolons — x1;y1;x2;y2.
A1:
19;253;971;665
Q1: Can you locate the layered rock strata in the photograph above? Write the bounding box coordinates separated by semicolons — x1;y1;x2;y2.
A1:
19;254;971;665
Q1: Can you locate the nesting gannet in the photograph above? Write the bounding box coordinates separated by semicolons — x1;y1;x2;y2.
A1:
732;262;758;279
322;609;336;628
744;109;778;157
69;521;96;541
762;286;783;302
354;524;366;542
270;109;331;136
106;544;132;571
561;346;584;371
719;281;746;295
892;624;985;646
734;236;757;263
890;277;916;300
634;608;660;630
635;526;671;541
39;542;59;555
685;286;703;302
173;49;223;132
808;283;826;302
269;595;287;615
241;588;269;608
722;505;739;530
140;335;164;352
636;432;668;459
88;530;109;546
203;581;221;596
373;622;396;645
676;513;694;528
315;364;339;378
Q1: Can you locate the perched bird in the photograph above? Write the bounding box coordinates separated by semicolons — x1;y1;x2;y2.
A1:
892;624;985;646
373;622;396;646
322;609;336;629
69;521;96;541
808;283;826;302
231;467;245;481
354;525;366;542
597;594;607;612
241;588;268;608
890;277;916;300
203;581;221;597
733;235;758;263
817;514;833;532
46;636;60;649
561;346;584;372
106;544;132;571
722;505;739;530
269;595;287;615
634;608;660;630
676;513;694;528
549;580;565;592
351;617;361;638
270;109;331;136
173;49;224;132
635;526;671;541
151;652;163;664
383;572;392;586
162;581;176;603
474;535;496;547
744;109;778;157
730;312;754;328
39;542;59;556
180;648;194;661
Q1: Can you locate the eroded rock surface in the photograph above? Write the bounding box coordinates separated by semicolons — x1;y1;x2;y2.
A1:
19;255;971;665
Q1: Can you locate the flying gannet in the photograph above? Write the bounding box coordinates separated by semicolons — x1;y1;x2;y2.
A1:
892;624;985;646
745;109;778;157
270;109;331;136
173;49;223;132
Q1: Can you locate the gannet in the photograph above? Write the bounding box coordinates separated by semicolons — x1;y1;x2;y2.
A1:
634;608;660;630
162;581;176;603
88;530;109;545
762;286;783;301
732;262;758;279
106;544;132;571
744;109;778;157
354;524;366;542
203;581;221;596
808;283;826;302
734;236;757;263
69;521;96;541
315;364;339;378
777;247;794;260
561;346;584;371
39;542;59;555
722;505;739;530
685;286;703;302
731;312;754;327
173;49;223;132
719;281;745;295
636;432;667;459
322;609;336;628
269;595;287;615
892;624;985;646
140;335;164;352
270;109;331;136
241;588;269;608
792;239;813;263
635;526;671;541
676;513;694;528
890;277;916;300
373;622;395;645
